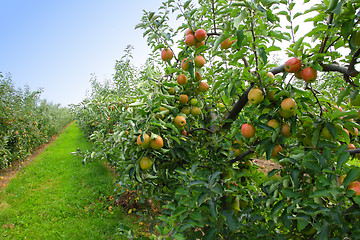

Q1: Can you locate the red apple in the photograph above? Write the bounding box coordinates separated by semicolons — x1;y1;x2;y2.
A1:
281;123;291;137
161;49;173;62
220;38;235;49
347;143;356;150
285;57;302;73
348;181;360;196
195;72;202;81
281;98;296;112
185;34;196;46
194;55;205;68
195;41;205;48
248;88;264;104
266;72;275;79
294;71;302;79
198;81;209;92
181;58;191;71
185;28;193;35
302;67;317;83
241;123;255;138
194;29;207;41
179;94;189;104
177;74;188;85
271;145;283;158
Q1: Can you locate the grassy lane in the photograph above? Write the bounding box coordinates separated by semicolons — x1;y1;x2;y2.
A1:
0;122;139;239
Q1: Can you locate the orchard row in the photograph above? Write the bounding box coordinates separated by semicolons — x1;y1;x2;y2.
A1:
0;74;73;168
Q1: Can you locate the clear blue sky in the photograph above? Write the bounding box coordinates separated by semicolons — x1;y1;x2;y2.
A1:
0;0;164;106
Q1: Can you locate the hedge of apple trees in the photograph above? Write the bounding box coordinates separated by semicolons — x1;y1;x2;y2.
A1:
74;0;360;239
0;73;73;169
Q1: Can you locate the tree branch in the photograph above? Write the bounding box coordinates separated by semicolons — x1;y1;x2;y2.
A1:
211;0;217;34
269;64;285;75
308;84;323;117
230;149;255;164
321;63;359;77
319;13;334;54
345;148;360;155
221;83;254;131
188;127;213;135
349;48;360;77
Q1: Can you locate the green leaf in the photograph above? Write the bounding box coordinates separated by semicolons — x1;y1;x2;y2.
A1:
312;125;322;147
258;47;268;64
173;206;186;216
135;23;145;29
271;200;284;223
297;218;309;232
336;85;351;106
183;0;192;9
294;25;299;34
208;200;217;218
337;152;350;169
332;0;344;15
290;169;300;189
309;189;332;198
188;180;206;187
318;221;330;240
293;12;302;19
222;210;239;232
257;122;274;131
236;29;245;48
341;19;354;40
208;171;221;186
293;36;304;55
213;34;227;53
281;188;300;198
147;11;155;21
267;46;281;52
343;168;360;187
190;210;202;221
234;11;248;29
325;122;336;139
268;169;281;178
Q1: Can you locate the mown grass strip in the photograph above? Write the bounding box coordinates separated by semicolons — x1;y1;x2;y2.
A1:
0;122;139;239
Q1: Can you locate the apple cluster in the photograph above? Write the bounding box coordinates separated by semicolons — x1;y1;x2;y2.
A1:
139;28;211;171
241;84;297;158
284;57;317;83
136;133;164;170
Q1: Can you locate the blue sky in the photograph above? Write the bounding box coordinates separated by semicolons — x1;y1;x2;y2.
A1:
0;0;164;106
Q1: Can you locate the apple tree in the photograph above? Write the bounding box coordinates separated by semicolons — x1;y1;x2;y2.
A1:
75;0;360;239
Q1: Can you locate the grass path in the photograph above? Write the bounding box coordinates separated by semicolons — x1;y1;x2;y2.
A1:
0;122;138;239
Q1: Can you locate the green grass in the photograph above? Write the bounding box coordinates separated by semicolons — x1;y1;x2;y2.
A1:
0;122;140;239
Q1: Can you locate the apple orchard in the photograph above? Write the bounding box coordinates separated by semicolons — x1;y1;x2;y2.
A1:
74;0;360;239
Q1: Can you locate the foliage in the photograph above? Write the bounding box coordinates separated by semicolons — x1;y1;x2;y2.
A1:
0;73;73;168
75;0;360;239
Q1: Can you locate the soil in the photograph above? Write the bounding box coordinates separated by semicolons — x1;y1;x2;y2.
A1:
253;158;282;175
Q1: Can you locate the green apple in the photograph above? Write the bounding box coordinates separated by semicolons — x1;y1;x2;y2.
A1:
190;98;198;106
